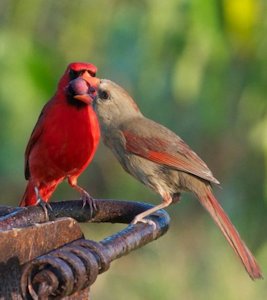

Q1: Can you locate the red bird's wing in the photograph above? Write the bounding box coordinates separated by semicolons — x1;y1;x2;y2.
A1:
24;101;51;179
122;124;219;185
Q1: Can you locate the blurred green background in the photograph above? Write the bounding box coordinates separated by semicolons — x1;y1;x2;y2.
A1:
1;0;267;298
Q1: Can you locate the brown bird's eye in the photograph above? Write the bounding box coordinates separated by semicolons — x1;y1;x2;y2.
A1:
100;90;110;100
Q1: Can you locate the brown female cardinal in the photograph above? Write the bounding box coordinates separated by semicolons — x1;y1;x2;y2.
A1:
91;79;262;280
19;62;100;211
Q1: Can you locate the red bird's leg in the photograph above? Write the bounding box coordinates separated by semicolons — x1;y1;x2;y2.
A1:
34;186;52;221
67;177;97;214
132;193;173;225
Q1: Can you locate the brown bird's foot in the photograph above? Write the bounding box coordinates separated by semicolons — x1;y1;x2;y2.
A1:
34;187;53;221
132;199;171;227
132;215;157;230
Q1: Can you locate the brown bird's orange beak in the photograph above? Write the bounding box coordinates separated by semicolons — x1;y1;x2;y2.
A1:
73;71;100;105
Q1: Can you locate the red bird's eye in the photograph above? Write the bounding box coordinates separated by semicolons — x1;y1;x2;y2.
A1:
69;69;84;79
88;70;96;77
69;69;78;79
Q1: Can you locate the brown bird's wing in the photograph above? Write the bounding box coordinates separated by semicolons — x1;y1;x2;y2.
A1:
24;101;51;179
122;118;219;185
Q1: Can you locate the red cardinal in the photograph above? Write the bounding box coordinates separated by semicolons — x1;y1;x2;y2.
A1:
91;79;262;280
20;62;100;209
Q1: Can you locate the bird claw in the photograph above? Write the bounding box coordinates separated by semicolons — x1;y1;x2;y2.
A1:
81;191;97;218
132;216;157;230
34;186;54;221
36;198;54;221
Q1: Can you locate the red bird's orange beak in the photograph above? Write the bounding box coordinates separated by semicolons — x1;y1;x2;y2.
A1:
80;71;100;89
73;94;93;105
73;71;100;105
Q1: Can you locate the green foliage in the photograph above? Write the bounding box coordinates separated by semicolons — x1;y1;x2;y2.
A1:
0;0;266;298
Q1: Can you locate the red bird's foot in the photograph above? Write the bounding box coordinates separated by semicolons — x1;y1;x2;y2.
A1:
81;190;97;217
34;187;53;221
67;178;98;218
37;198;54;220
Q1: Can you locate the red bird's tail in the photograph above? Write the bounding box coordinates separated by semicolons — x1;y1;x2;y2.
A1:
20;181;57;207
20;181;36;206
197;187;262;280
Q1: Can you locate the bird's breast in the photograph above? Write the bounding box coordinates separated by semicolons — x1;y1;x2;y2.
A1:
39;104;100;175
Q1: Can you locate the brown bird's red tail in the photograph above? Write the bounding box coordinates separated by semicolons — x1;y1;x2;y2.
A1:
197;187;262;280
